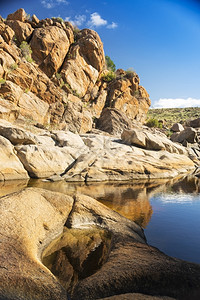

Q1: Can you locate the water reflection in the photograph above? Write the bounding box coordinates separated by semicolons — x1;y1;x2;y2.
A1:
1;174;200;228
1;175;200;263
0;179;29;198
28;176;191;228
42;226;111;294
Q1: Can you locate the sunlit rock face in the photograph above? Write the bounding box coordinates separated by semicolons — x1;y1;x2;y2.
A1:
0;8;151;131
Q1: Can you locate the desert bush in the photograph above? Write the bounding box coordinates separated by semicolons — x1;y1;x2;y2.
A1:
146;118;163;128
9;63;18;71
101;71;116;82
105;55;116;72
20;41;33;62
0;78;6;86
126;67;137;76
52;17;64;23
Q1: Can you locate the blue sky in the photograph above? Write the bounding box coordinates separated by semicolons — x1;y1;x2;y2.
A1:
1;0;200;108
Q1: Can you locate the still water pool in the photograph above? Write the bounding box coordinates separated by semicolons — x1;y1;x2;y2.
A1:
1;174;200;264
145;186;200;264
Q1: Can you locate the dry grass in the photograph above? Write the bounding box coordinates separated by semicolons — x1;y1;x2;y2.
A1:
147;107;200;129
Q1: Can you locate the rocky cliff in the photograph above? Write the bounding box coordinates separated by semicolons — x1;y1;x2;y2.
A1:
0;8;150;133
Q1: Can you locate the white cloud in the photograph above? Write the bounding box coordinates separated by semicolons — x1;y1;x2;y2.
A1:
56;0;68;3
153;97;200;108
107;22;118;29
41;0;54;9
88;12;107;27
41;0;69;9
65;11;118;30
65;15;86;27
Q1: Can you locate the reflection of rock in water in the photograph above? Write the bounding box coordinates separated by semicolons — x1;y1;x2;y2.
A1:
42;226;111;294
29;176;198;228
0;179;29;198
171;175;200;194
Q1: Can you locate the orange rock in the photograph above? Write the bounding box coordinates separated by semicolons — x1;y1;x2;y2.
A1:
30;26;71;77
7;8;26;22
61;29;105;97
6;20;33;44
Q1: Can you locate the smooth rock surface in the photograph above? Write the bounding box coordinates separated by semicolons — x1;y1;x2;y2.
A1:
64;134;194;182
1;188;200;300
0;135;29;181
0;188;73;300
15;144;75;178
122;128;186;153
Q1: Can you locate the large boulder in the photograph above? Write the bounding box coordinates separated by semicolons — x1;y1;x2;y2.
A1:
15;144;75;178
63;134;194;182
51;130;86;148
0;188;73;300
6;20;33;43
30;26;71;77
188;117;200;128
96;108;133;136
0;135;29;181
104;72;151;123
170;127;197;144
0;123;37;145
7;8;27;22
121;128;186;154
170;123;184;132
61;29;105;97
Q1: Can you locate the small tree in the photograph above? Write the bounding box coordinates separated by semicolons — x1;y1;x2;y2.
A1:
105;55;116;72
20;41;33;62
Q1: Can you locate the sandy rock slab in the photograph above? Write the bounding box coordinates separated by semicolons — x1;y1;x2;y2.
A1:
0;189;200;300
64;134;195;182
0;188;73;300
0;135;29;181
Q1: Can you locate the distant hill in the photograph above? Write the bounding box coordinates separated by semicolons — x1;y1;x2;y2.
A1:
147;107;200;129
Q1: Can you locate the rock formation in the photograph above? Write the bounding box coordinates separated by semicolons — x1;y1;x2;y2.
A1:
0;8;151;132
1;8;200;300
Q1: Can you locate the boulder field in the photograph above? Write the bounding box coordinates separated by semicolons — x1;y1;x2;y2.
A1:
0;188;200;300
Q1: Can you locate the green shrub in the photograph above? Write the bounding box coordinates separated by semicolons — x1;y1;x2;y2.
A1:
146;118;163;128
56;72;62;80
134;90;140;97
9;63;18;71
0;78;6;85
101;71;116;82
20;41;33;62
52;17;64;23
105;55;116;72
126;67;136;76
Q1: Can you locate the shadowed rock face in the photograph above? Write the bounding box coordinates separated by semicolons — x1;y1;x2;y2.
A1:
42;227;111;294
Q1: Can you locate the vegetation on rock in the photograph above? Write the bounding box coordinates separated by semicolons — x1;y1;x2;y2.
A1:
20;41;33;62
105;55;116;72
